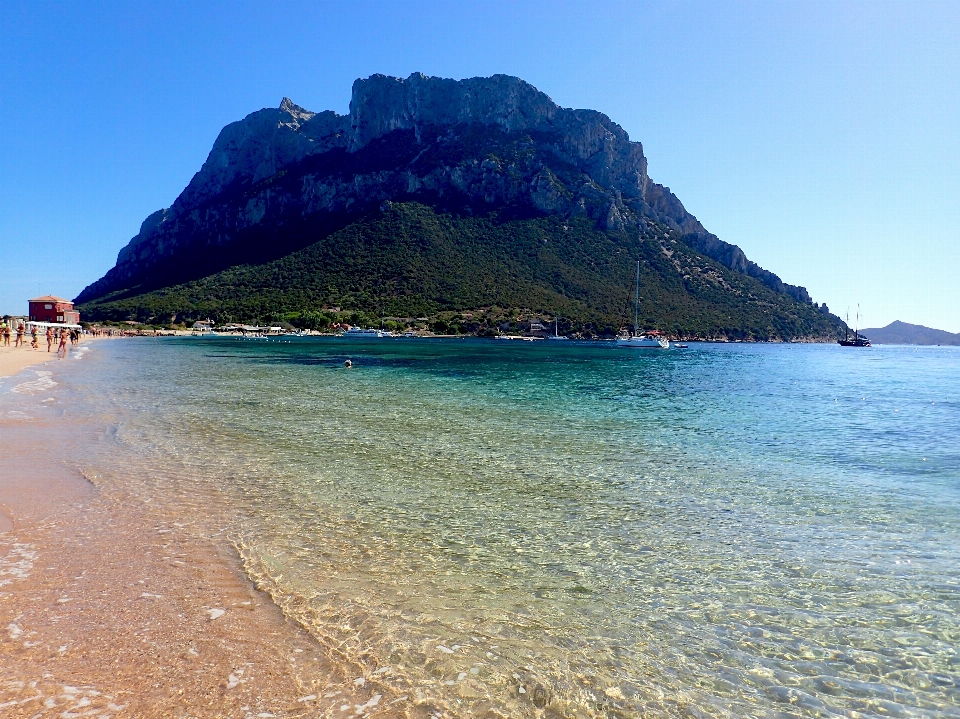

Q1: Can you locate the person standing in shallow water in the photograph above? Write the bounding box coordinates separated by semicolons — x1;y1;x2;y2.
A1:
57;330;68;359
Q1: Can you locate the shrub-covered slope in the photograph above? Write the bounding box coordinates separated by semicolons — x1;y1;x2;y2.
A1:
81;203;839;340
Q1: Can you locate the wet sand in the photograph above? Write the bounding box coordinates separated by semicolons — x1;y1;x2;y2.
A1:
0;362;408;718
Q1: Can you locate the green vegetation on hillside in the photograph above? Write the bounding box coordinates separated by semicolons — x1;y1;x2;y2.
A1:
79;203;840;340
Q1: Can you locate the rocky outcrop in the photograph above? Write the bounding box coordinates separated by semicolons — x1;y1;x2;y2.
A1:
77;73;812;306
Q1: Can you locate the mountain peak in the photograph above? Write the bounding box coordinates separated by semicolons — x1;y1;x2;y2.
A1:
278;97;316;124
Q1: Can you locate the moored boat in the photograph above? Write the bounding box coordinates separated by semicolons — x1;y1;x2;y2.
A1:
839;307;871;347
617;331;670;349
546;317;568;341
838;334;871;347
617;261;670;349
342;327;394;338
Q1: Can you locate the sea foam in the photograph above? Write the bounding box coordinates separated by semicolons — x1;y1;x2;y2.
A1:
12;370;57;394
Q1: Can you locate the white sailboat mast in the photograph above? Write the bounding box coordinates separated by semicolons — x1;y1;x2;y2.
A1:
634;260;640;334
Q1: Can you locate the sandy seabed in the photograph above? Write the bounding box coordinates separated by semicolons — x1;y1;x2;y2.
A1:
0;346;408;719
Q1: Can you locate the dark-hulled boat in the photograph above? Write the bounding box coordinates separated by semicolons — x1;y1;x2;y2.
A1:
839;308;871;347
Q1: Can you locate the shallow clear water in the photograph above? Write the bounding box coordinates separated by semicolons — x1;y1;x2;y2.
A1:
7;338;960;717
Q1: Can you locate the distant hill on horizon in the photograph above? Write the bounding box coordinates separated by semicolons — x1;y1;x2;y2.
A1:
860;320;960;345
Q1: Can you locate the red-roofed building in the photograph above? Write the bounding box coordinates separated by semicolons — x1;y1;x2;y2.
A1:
29;296;80;324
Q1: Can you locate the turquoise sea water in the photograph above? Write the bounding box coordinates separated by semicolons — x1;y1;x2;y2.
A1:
6;338;960;717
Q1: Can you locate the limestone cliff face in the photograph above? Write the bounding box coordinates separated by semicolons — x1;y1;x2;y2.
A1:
77;73;810;305
347;74;649;199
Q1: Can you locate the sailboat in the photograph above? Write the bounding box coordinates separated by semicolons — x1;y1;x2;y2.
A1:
546;316;568;340
838;306;871;347
616;261;670;349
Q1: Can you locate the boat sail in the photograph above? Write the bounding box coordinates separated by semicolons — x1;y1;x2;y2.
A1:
616;261;669;349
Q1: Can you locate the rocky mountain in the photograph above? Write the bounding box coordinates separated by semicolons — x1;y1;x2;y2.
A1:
860;321;960;345
77;73;838;339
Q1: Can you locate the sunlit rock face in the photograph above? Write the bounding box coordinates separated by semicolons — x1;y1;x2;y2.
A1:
77;73;809;304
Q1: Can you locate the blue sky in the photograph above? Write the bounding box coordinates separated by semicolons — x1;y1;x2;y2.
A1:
1;0;958;331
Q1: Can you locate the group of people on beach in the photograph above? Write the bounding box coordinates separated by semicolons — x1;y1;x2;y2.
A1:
85;326;123;337
0;321;79;358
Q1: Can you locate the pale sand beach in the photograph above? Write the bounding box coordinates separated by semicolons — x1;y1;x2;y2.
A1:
0;356;403;719
0;346;58;379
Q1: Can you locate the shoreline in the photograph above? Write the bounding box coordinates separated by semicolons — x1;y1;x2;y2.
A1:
147;330;843;344
0;348;394;718
0;335;116;379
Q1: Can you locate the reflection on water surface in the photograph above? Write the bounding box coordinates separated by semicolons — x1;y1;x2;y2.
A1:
60;339;960;717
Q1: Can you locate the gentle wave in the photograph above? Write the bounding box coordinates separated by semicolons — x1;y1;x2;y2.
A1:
0;541;37;587
12;370;57;394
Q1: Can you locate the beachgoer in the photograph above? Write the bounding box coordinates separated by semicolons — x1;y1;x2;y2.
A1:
1;323;9;346
46;327;54;352
57;331;68;359
15;322;24;347
30;327;39;349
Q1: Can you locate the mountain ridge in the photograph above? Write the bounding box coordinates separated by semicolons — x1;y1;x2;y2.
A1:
78;73;811;306
76;72;837;340
79;202;838;341
860;320;960;345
